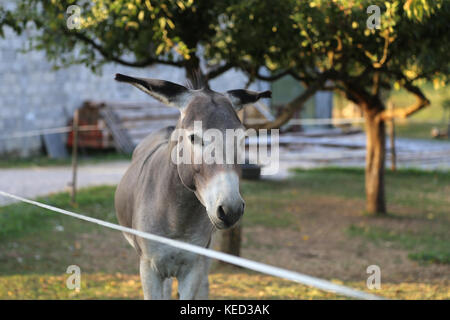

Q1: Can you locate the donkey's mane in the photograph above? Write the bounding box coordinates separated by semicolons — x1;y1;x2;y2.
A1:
185;69;209;90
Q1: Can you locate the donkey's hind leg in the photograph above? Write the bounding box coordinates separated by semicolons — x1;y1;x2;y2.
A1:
139;258;164;300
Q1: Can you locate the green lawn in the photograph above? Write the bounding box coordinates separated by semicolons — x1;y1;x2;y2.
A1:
0;152;130;169
347;224;450;264
2;272;447;300
292;168;450;211
0;186;117;242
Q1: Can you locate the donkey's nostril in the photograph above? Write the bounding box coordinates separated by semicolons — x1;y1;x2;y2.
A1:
217;205;226;221
217;205;233;227
216;203;244;228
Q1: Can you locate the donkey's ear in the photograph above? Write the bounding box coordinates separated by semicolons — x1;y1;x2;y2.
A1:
226;89;272;111
115;73;191;109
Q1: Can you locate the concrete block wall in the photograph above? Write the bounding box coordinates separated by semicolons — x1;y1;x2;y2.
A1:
0;25;268;157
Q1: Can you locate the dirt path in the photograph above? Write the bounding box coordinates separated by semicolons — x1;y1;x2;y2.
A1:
0;161;129;205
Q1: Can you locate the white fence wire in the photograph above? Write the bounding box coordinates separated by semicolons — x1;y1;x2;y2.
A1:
0;117;445;140
0;125;99;140
0;119;360;141
0;190;384;300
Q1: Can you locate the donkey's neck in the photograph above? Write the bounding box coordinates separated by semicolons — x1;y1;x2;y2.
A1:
158;145;213;243
163;142;197;203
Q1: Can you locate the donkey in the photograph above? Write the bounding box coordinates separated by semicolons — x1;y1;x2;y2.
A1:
114;73;271;300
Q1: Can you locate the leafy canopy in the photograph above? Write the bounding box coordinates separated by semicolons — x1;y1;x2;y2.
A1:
1;0;449;107
0;0;223;75
202;0;449;127
209;0;449;100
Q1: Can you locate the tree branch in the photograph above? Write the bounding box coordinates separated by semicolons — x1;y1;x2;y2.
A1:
322;82;346;93
252;69;292;81
205;63;233;80
371;71;380;96
245;79;325;129
380;83;430;120
69;31;183;68
254;69;312;82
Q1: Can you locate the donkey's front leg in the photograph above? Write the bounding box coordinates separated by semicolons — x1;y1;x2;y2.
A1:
195;256;211;299
140;258;164;300
194;272;209;299
178;257;210;300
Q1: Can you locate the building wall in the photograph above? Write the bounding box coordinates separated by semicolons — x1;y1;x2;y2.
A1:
0;26;269;157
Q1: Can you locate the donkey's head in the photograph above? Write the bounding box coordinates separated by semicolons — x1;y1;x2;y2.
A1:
115;73;271;229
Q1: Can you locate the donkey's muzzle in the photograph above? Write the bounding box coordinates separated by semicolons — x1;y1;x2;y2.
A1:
217;200;245;228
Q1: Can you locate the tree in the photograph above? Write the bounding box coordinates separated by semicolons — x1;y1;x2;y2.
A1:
208;0;450;214
0;0;232;81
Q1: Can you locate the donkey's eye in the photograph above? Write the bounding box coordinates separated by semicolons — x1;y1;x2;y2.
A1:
189;134;204;146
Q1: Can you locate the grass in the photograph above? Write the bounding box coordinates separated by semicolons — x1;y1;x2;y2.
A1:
241;179;300;228
0;186;117;241
1;271;448;300
394;122;449;140
0;186;121;276
347;224;450;264
0;168;449;299
292;167;450;217
1;168;448;258
0;151;130;169
247;168;450;266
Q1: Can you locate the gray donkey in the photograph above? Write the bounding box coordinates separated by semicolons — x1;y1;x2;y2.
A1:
114;73;271;299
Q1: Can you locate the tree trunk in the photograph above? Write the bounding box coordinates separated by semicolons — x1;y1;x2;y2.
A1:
364;109;387;214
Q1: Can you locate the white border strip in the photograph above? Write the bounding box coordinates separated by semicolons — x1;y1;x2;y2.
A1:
0;190;384;300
